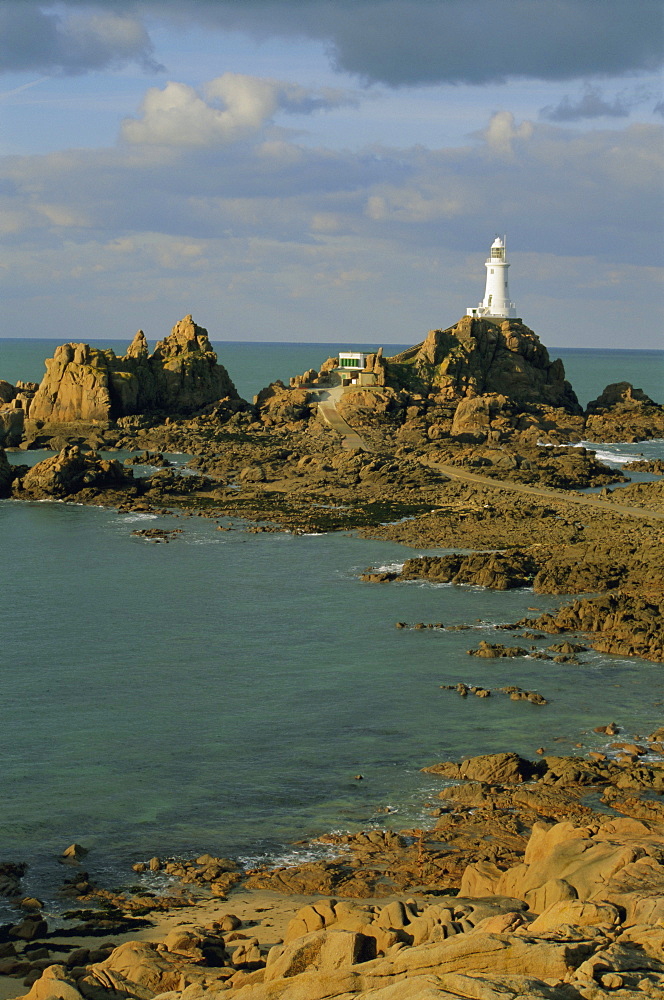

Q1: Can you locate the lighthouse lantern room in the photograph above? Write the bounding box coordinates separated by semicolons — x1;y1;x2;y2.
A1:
467;236;517;320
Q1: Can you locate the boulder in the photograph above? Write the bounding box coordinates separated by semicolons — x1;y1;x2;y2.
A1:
358;931;592;983
496;820;648;904
525;899;621;935
336;388;406;430
0;379;15;404
254;383;312;424
16;965;83;1000
88;940;183;994
19;446;133;498
423;753;539;785
61;844;88;860
0;403;26;446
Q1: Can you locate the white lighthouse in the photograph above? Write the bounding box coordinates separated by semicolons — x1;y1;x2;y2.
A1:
466;236;517;320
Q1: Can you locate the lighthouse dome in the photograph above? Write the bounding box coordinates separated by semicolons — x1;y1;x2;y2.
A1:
490;236;506;261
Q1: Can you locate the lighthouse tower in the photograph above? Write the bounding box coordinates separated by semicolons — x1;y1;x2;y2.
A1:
466;236;517;320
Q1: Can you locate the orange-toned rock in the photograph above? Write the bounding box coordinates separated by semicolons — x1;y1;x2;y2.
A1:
28;316;240;426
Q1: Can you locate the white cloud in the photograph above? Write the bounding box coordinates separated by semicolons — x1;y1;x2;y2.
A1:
0;76;662;348
483;111;535;159
121;73;357;147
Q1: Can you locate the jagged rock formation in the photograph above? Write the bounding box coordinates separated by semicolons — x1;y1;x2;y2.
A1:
523;591;664;662
27;316;240;426
385;317;581;411
584;381;664;442
253;382;314;428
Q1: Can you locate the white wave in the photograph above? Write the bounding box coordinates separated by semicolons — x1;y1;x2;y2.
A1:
238;841;343;871
584;448;644;465
374;562;405;573
379;515;417;526
117;513;160;523
537;440;644;465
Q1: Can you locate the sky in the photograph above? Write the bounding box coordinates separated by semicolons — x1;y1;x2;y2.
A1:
0;1;662;349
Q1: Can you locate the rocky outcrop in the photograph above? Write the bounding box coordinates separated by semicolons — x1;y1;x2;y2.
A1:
584;382;664;442
398;551;539;590
424;751;541;784
248;319;663;455
289;356;339;389
17;446;134;499
0;404;25;446
16;808;664;997
27;316;240;427
336;388;407;433
9;743;664;1000
0;381;38;445
523;590;664;662
253;316;589;448
366;534;663;606
254;382;314;427
386;317;581;412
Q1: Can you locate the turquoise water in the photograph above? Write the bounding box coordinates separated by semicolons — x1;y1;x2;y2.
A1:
1;340;662;407
1;342;663;912
2;501;663;903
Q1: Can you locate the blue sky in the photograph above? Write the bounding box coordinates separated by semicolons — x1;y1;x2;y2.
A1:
0;1;662;348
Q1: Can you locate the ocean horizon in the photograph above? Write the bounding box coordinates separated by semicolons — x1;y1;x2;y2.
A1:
1;339;663;409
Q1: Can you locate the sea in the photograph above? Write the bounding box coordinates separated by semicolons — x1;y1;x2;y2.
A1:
0;338;663;916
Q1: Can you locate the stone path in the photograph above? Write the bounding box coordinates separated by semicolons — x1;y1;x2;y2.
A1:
420;456;664;522
313;386;369;451
315;386;664;521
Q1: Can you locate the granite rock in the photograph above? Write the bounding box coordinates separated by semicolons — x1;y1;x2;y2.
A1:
18;446;133;499
27;316;240;427
585;382;664;442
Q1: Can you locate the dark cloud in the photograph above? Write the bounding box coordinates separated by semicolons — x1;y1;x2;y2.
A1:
0;0;661;84
541;85;640;122
0;2;161;75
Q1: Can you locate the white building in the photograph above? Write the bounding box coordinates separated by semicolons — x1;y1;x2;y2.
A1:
467;236;517;320
338;352;369;371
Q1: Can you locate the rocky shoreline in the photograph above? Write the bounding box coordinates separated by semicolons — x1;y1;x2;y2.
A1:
2;735;664;999
1;315;663;997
